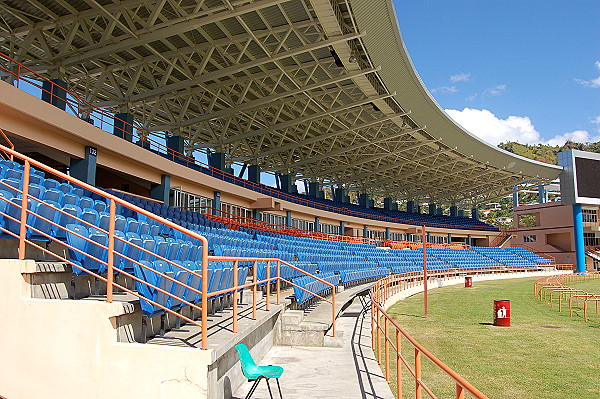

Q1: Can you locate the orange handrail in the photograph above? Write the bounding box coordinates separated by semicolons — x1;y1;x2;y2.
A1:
0;143;337;348
535;272;600;322
370;272;495;399
0;128;14;161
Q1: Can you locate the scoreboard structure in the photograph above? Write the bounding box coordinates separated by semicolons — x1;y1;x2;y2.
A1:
558;150;599;272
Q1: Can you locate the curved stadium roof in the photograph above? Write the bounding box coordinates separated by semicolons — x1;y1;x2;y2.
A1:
0;0;561;205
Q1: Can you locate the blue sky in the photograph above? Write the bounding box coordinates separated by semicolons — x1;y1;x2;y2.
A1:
392;0;600;146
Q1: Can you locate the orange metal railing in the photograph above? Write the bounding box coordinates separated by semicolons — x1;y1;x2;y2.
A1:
369;265;570;399
535;272;599;322
0;143;336;348
0;128;14;161
370;270;498;399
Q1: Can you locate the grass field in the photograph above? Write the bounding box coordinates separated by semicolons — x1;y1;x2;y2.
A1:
382;277;600;399
568;279;600;294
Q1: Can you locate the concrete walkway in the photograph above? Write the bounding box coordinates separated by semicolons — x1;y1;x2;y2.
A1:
232;297;395;399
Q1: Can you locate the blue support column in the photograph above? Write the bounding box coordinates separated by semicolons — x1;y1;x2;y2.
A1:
363;225;369;238
513;192;519;207
286;210;293;227
384;197;393;211
280;174;293;193
369;199;375;208
70;146;97;186
213;191;221;216
573;204;586;273
308;182;319;197
538;185;548;203
391;202;398;211
167;135;184;156
114;113;134;141
248;164;260;183
436;207;443;216
428;203;436;215
458;210;465;217
334;188;346;203
450;205;458;217
314;216;321;232
447;233;452;243
42;79;67;110
340;221;345;235
358;193;369;208
471;207;479;221
385;227;390;240
150;175;171;204
467;235;472;246
252;209;261;220
209;152;226;171
406;200;414;213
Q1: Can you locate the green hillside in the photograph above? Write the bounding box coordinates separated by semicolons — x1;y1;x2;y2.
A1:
499;140;600;165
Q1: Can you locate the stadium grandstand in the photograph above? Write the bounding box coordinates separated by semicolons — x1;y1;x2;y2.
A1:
0;1;584;399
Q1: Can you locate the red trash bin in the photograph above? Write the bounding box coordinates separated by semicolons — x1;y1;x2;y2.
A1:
465;276;473;287
493;300;511;327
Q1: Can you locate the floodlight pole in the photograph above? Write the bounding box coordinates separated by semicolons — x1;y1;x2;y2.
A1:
422;225;428;318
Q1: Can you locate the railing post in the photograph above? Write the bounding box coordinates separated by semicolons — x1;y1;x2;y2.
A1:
331;283;336;337
18;160;31;260
252;260;257;320
377;307;381;364
106;199;116;303
276;260;281;305
201;238;209;350
233;260;238;333
266;260;270;311
456;383;465;399
384;317;390;382
396;329;402;398
415;348;422;399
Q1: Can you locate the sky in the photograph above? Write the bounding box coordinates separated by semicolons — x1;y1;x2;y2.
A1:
392;0;600;147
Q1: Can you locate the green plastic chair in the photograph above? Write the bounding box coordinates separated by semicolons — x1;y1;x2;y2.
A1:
235;344;284;399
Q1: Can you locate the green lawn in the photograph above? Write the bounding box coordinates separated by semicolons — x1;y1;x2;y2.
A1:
568;278;600;295
381;277;600;399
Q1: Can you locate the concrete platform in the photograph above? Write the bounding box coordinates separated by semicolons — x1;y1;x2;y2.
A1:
232;297;394;399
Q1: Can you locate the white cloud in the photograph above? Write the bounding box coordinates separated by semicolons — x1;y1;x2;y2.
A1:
431;86;458;94
575;61;600;88
450;73;471;83
445;108;541;145
545;130;600;146
593;115;600;124
482;84;507;97
445;108;600;147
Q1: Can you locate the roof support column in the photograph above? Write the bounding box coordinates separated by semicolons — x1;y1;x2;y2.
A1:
314;216;321;232
114;112;134;142
209;152;226;171
428;203;436;215
42;79;67;110
406;200;414;214
150;174;171;204
70;146;97;186
513;192;519;207
248;165;261;184
308;182;322;198
471;207;479;221
538;185;548;203
280;174;294;194
450;205;458;217
359;193;370;208
573;204;587;273
167;135;184;160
